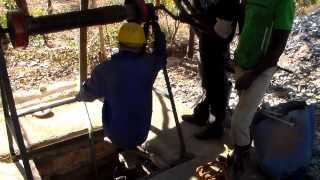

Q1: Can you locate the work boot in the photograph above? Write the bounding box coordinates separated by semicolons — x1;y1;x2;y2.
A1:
182;114;208;126
194;123;224;140
182;98;209;126
231;144;251;176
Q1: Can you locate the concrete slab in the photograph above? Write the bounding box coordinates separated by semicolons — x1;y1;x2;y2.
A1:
0;90;192;179
0;89;266;179
0;100;103;156
0;160;41;180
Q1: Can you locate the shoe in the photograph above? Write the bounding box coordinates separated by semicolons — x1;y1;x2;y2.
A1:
113;164;128;180
231;144;250;176
182;98;209;126
194;124;224;140
113;163;141;180
182;114;207;126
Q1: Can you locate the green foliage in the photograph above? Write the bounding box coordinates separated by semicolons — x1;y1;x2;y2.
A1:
161;0;178;13
27;8;47;46
30;7;47;16
297;0;320;7
105;0;124;6
296;0;320;14
30;35;45;48
0;0;15;27
0;14;6;27
1;0;16;9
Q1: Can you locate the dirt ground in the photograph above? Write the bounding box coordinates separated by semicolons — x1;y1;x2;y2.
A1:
0;0;320;178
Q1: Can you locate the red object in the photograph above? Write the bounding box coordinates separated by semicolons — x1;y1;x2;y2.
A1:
137;0;148;20
7;10;28;47
125;0;148;22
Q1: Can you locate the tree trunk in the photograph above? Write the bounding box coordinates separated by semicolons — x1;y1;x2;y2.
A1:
91;0;106;62
186;26;195;59
47;0;53;14
15;0;29;15
43;0;53;48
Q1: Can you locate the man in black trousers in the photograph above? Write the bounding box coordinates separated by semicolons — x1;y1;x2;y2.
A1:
181;0;239;139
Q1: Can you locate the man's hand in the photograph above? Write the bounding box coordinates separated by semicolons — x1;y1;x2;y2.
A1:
235;71;256;90
76;87;97;102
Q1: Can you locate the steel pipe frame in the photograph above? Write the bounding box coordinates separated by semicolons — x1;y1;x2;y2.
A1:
1;2;147;179
0;3;133;180
162;67;187;158
0;2;186;179
0;44;33;179
27;5;137;35
1;79;16;161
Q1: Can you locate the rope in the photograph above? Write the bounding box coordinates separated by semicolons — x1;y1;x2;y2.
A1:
195;161;229;180
83;102;99;179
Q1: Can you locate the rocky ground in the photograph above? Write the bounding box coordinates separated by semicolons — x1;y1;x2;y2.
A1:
1;3;319;179
283;9;320;178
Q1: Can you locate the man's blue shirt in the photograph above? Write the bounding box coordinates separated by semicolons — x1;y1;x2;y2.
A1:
81;31;166;149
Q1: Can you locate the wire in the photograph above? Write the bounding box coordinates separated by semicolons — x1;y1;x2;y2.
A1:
83;102;99;179
84;102;94;131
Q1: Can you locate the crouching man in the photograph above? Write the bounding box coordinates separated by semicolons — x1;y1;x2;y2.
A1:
76;22;166;170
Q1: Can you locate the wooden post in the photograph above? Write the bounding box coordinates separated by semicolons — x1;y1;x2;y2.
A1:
43;0;53;48
91;0;106;62
80;0;89;84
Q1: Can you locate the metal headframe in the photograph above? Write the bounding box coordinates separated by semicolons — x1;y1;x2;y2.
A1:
0;0;195;179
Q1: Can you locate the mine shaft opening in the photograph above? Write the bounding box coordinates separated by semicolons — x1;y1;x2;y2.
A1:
0;0;192;179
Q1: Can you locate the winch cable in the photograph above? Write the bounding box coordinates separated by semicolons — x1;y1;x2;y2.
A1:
83;102;99;179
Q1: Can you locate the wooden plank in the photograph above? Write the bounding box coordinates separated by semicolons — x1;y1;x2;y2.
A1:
80;0;89;83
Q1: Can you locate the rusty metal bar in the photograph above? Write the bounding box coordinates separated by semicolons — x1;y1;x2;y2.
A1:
27;5;136;35
7;5;137;47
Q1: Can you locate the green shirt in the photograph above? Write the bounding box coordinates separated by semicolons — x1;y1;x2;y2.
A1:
235;0;295;69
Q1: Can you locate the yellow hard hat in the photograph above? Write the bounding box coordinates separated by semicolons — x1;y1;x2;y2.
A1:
117;23;146;47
